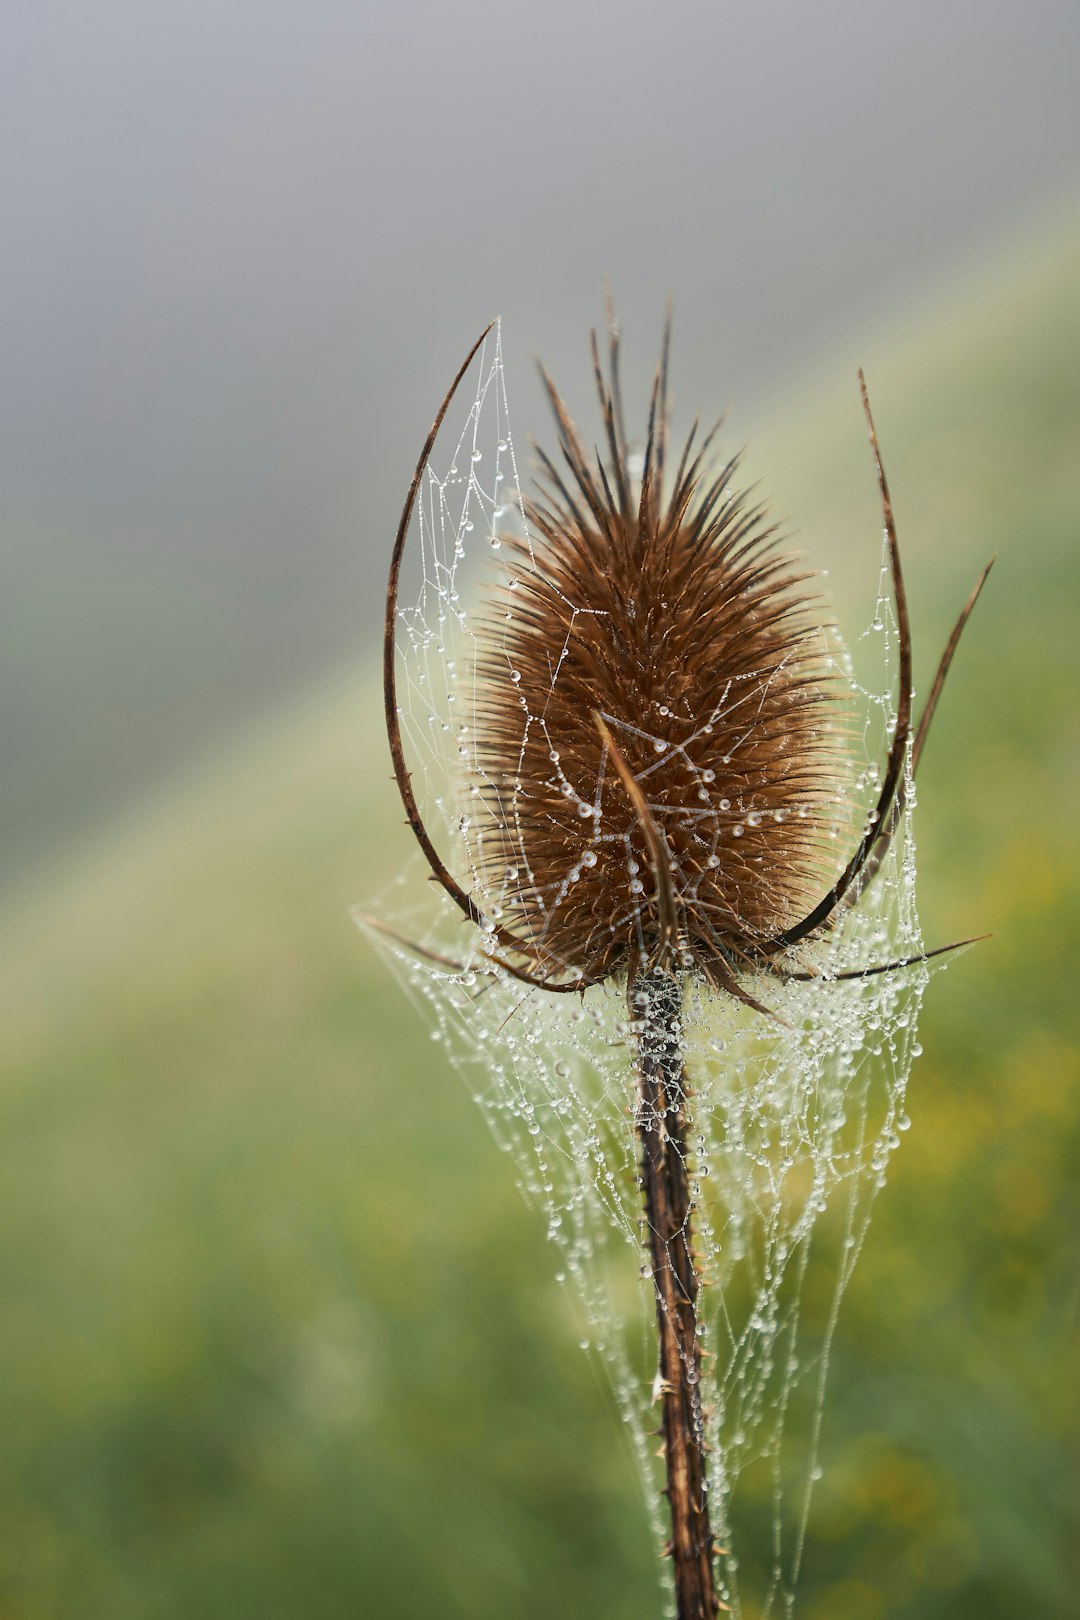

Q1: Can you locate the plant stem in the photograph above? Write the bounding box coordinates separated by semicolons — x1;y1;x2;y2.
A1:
632;966;720;1619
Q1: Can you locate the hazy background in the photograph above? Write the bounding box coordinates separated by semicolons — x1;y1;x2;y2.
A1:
3;0;1080;888
2;3;1078;1618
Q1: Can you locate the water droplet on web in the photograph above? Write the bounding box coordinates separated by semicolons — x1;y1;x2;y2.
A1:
471;449;482;462
653;738;666;753
577;801;595;818
509;670;521;684
582;850;598;867
732;825;744;838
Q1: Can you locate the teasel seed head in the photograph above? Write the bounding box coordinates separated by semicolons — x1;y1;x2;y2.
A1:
470;317;853;984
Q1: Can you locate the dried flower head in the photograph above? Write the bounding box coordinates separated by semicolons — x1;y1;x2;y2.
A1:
472;326;851;986
382;311;990;1013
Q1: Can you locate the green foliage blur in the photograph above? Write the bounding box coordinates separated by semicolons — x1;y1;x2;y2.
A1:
1;217;1077;1620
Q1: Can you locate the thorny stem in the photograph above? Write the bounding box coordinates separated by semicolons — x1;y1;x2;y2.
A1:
632;966;721;1619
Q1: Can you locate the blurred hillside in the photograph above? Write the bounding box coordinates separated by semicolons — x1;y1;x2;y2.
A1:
0;217;1077;1619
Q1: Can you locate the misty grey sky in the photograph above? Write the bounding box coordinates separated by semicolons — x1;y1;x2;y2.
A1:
2;0;1078;885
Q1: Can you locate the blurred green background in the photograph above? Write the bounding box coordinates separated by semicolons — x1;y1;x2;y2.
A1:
2;211;1077;1619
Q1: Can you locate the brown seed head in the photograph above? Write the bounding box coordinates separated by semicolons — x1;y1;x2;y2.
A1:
470;320;852;983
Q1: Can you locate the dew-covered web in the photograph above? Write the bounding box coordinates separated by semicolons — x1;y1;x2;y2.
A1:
361;323;937;1618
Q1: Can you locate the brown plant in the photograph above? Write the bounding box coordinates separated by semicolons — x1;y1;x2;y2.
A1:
376;310;991;1619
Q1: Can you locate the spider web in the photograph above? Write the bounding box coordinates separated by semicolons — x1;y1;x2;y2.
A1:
360;322;939;1618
